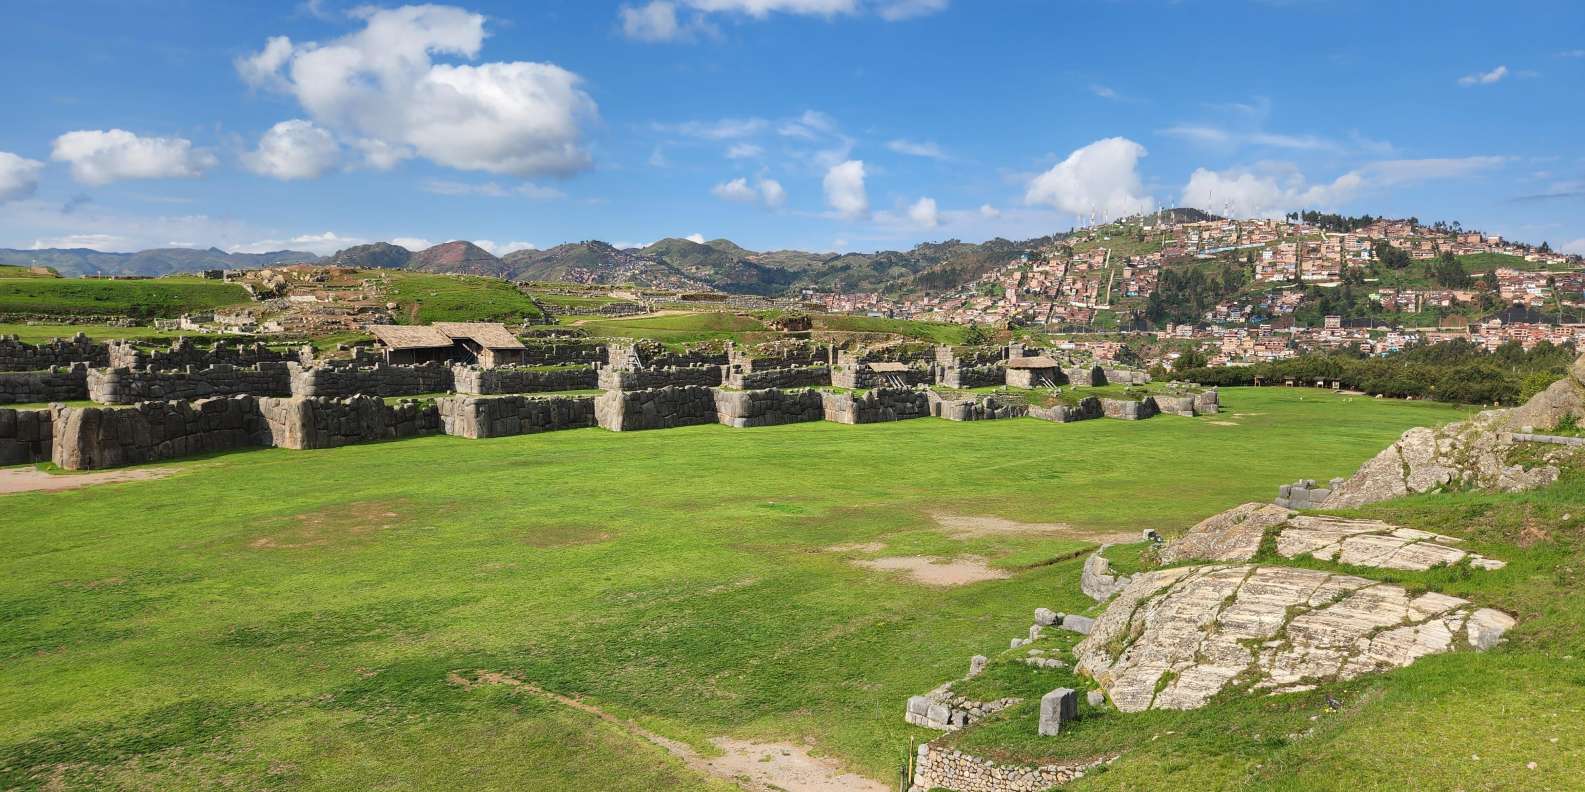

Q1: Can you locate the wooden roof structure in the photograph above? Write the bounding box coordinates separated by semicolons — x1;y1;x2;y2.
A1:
434;322;526;350
367;324;451;350
367;322;525;351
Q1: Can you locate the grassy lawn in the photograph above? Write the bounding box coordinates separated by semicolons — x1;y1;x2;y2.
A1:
0;277;250;318
377;273;544;325
0;389;1467;790
571;312;770;344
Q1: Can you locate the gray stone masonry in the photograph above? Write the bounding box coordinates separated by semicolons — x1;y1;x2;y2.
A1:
1038;688;1078;736
605;340;727;370
516;338;607;366
0;408;53;465
1100;396;1160;420
51;396;264;470
0;333;108;372
820;387;932;424
597;365;722;390
451;363;596;395
713;387;824;428
909;743;1108;792
107;337;289;371
0;365;88;404
288;361;453;398
1064;365;1107;387
87;362;291;404
830;362;934;390
723;364;831;390
727;339;827;369
939;362;1005;389
258;395;440;450
437;394;596;438
595;385;718;431
928;391;1029;421
1028;397;1103;423
1102;367;1152;385
1275;477;1343;509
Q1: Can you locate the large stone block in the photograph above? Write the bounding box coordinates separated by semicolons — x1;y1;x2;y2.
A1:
1038;688;1078;736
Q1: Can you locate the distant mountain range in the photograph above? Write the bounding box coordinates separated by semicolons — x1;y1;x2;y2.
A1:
0;247;321;278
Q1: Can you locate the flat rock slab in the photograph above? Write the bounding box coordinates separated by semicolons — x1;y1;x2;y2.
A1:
1160;503;1293;563
1163;508;1506;571
1074;564;1514;712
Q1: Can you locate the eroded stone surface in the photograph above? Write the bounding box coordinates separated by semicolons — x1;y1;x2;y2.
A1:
1164;509;1506;571
1074;565;1512;712
1160;503;1293;563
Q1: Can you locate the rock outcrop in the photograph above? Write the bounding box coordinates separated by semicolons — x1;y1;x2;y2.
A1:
1080;549;1133;602
1074;564;1514;712
1159;502;1293;563
1161;509;1506;572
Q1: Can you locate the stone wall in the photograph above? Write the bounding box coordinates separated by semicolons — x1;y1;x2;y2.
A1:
729;340;827;369
821;388;932;424
452;364;597;395
258;395;440;450
1028;397;1103;423
929;391;1029;421
1102;367;1151;386
939;362;1004;389
714;387;825;428
50;396;264;470
0;365;88;404
605;340;727;370
909;744;1105;792
830;363;934;390
1100;397;1159;420
0;334;108;372
516;338;607;366
594;385;718;431
1064;366;1107;387
289;361;454;398
87;363;291;404
437;394;596;438
723;364;831;390
1152;388;1220;417
0;407;53;465
597;365;722;390
107;338;290;370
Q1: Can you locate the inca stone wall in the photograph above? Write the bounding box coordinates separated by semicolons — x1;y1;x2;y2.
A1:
595;385;718;431
0;407;53;465
928;392;1029;421
938;362;1004;389
1064;366;1106;386
107;338;290;371
288;361;454;398
516;338;607;366
258;395;440;450
87;363;292;404
0;334;108;372
724;364;831;390
729;340;827;369
1102;367;1151;385
50;396;264;470
452;364;597;395
437;394;596;438
713;387;824;428
605;340;727;370
0;365;88;404
597;365;722;390
1028;397;1103;423
1100;396;1160;420
909;744;1105;792
830;364;934;389
821;387;931;424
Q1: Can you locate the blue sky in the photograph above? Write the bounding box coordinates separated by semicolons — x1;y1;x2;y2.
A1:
0;0;1581;257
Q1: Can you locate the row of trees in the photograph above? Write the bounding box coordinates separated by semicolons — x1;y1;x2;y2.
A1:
1178;339;1578;406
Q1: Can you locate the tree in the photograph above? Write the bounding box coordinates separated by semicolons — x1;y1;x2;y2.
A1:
1374;242;1412;270
1429;252;1473;288
963;322;992;345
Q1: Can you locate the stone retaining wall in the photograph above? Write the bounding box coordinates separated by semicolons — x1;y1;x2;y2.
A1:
437;394;596;438
724;364;830;390
289;361;454;398
929;392;1029;421
1028;397;1103;423
87;363;291;404
1100;397;1159;420
1151;389;1221;417
1064;366;1107;387
729;340;827;369
821;388;931;424
50;396;264;470
108;338;291;370
0;365;88;404
452;364;597;395
595;385;718;431
0;407;53;465
0;334;107;371
258;395;440;450
516;339;607;366
606;341;727;370
939;363;1005;389
1102;368;1151;386
713;388;825;428
909;744;1105;792
597;365;722;390
830;364;934;390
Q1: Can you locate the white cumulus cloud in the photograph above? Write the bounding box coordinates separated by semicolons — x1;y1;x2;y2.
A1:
823;160;868;220
238;4;598;178
229;231;366;256
685;233;707;244
0;151;44;203
1024;137;1152;222
243;119;339;180
51;129;216;185
1458;65;1508;86
907;196;938;227
711;176;786;208
1180;156;1508;218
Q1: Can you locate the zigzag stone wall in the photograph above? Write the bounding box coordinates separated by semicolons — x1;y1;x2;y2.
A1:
928;392;1029;421
724;364;830;390
50;396;264;470
437;394;596;438
938;363;1004;389
821;388;932;424
713;387;824;428
0;334;107;372
0;407;53;465
451;364;597;395
87;363;291;404
107;338;291;371
0;365;88;404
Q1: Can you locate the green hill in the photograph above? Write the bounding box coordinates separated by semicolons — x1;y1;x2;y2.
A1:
0;276;250;318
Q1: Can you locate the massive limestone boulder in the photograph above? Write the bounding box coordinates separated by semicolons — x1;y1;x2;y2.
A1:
1159;503;1293;563
1073;565;1514;712
1325;411;1565;507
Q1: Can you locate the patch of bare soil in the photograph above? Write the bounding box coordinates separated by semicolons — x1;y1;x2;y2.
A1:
853;555;1011;586
447;671;886;791
825;542;886;553
248;499;410;550
1208;420;1240;426
931;512;1134;544
0;466;172;495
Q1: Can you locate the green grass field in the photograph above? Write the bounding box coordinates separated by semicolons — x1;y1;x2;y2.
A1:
0;389;1487;790
569;312;771;344
377;273;544;325
0;277;250;318
0;265;59;279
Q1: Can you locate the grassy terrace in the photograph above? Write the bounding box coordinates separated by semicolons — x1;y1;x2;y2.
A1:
0;276;250;318
1;389;1471;790
376;272;544;325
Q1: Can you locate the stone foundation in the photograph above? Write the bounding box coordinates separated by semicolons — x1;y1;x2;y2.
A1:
595;386;718;431
909;744;1106;792
50;396;264;470
821;388;931;424
714;387;825;428
0;365;88;404
107;338;290;371
289;361;453;398
0;407;53;465
87;363;291;404
939;362;1005;389
451;364;597;395
1028;397;1103;423
724;364;831;390
437;394;596;438
929;392;1029;421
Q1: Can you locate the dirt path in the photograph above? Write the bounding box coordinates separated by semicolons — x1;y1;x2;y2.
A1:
0;466;172;495
931;512;1137;544
448;671;888;792
853;555;1011;586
